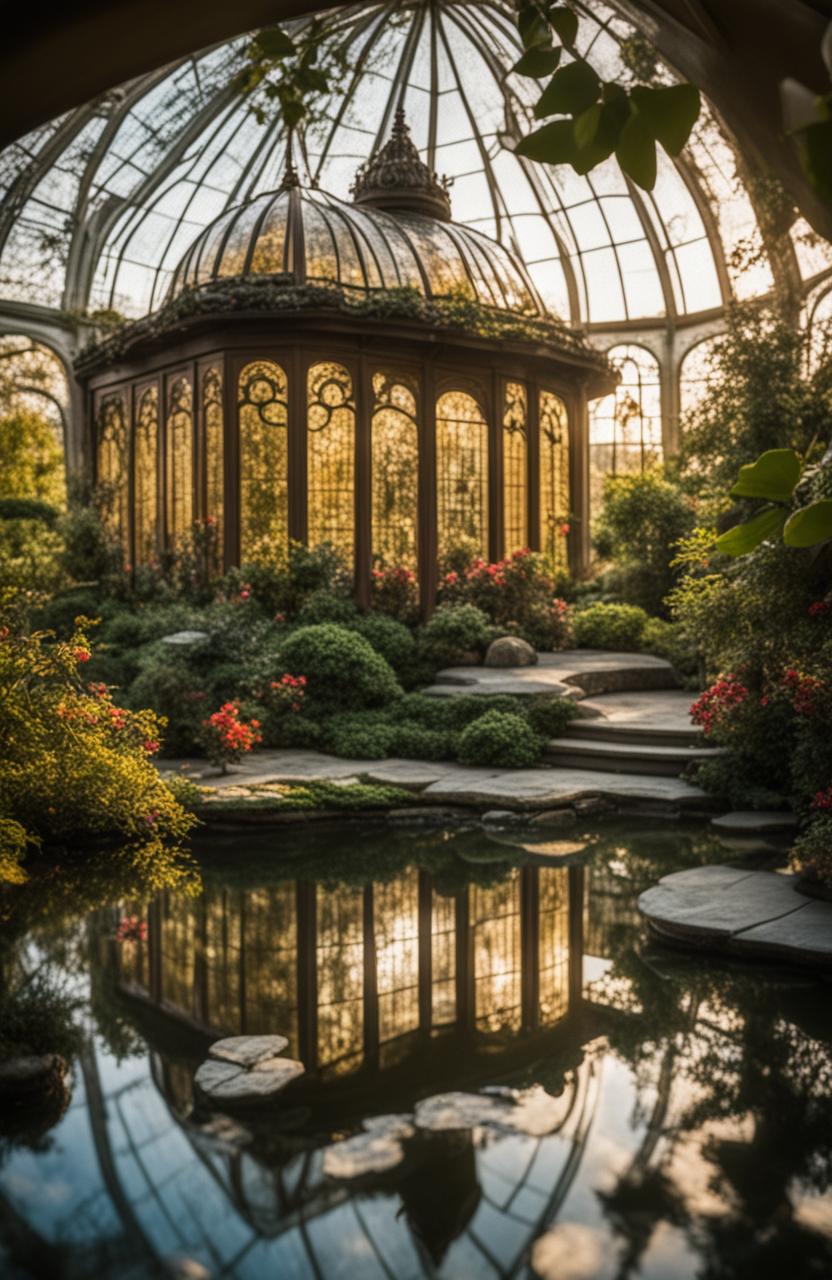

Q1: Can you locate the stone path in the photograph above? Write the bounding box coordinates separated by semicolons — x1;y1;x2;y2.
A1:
162;749;710;814
639;864;832;967
424;650;679;699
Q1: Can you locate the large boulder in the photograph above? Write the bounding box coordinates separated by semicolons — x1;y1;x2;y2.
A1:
484;636;538;668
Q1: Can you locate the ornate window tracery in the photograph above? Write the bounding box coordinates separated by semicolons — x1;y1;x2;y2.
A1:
95;391;129;553
588;344;661;513
133;385;158;565
539;390;570;574
436;389;489;561
238;360;288;559
307;361;355;560
371;371;419;571
503;381;528;554
165;375;194;545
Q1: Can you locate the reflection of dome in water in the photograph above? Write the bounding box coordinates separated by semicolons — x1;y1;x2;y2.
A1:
168;111;546;319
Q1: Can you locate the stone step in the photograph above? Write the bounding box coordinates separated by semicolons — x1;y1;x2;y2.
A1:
545;736;723;778
568;720;703;749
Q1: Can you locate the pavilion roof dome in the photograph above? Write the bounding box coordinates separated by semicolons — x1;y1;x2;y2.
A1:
168;126;547;317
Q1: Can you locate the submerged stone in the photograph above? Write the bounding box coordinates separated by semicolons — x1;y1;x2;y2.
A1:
322;1113;415;1179
414;1085;564;1137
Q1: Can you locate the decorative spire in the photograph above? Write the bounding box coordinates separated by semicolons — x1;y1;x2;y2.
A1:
351;107;451;220
279;132;301;190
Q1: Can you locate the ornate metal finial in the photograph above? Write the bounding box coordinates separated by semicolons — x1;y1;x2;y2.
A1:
351;107;451;220
280;132;301;190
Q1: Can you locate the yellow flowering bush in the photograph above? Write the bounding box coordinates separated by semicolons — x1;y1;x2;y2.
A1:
0;609;196;883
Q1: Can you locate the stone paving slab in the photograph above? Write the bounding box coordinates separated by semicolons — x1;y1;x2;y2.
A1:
711;811;798;834
576;690;698;733
640;864;832;967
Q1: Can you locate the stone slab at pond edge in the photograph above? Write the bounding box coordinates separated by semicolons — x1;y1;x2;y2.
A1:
195;1034;304;1107
639;864;832;967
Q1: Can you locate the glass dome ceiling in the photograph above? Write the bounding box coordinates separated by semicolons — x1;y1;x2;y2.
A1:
1;0;831;336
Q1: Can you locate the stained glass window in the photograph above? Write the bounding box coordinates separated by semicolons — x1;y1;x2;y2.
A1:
307;361;355;561
539;390;570;574
371;371;419;571
538;868;570;1028
588;344;661;513
316;885;364;1076
238;360;288;560
95;390;129;553
503;381;528;554
133;384;158;565
436;389;489;561
202;366;223;555
165;375;194;546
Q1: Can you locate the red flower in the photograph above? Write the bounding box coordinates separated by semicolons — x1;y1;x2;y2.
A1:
143;739;160;754
811;787;832;811
809;601;831;618
74;648;91;664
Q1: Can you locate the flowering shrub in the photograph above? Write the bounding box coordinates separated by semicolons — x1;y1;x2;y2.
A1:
264;673;307;715
115;915;148;943
0;612;195;882
690;676;749;737
782;668;826;718
438;546;572;650
370;563;419;623
198;701;262;772
278;624;402;711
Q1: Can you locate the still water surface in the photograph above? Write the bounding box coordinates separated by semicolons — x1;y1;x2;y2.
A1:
2;820;832;1279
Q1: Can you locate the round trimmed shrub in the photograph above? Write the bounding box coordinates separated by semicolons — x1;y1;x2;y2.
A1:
526;695;576;739
457;710;542;768
418;604;493;666
278;624;401;711
572;602;649;651
351;614;418;683
296;588;359;626
445;693;522;731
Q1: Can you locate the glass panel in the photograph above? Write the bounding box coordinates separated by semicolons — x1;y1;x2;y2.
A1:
375;871;420;1054
248;192;289;275
165;375;194;545
588;344;661;515
436;389;488;560
503;381;528;554
242;885;298;1045
307;361;355;562
316;885;364;1077
371;371;419;571
133;385;158;566
538;867;569;1028
472;873;522;1033
238;360;289;561
431;890;456;1028
202;367;223;566
679;337;720;416
96;390;129;555
539;390;570;574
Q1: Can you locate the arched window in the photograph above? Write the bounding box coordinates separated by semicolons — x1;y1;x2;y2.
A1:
202;366;223;552
539;389;569;574
307;361;355;562
133;385;158;565
503;381;528;554
96;390;129;553
165;375;193;545
588;344;661;514
238;360;288;560
436;389;488;561
679;337;721;415
371;371;419;571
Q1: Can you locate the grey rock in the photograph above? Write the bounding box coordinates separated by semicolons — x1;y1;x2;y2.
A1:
0;1054;65;1096
485;636;538;668
199;1058;305;1105
482;809;519;825
322;1114;415;1180
414;1085;565;1137
209;1034;289;1068
194;1059;243;1094
160;629;209;646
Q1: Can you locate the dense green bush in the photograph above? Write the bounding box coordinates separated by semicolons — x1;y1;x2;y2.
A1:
279;623;402;711
593;470;695;616
0;976;81;1062
641;617;698;677
325;711;396;759
457;709;542;768
573;602;648;650
418;603;493;666
296;587;359;626
389;723;454;761
526;694;577;739
350;613;418;684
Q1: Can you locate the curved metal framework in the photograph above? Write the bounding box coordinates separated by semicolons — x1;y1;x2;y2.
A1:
1;0;831;507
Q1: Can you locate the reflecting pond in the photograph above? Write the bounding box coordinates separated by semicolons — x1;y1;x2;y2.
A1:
2;820;832;1279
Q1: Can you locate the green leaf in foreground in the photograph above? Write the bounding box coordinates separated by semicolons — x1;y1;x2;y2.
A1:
631;83;701;155
516;119;578;165
616;110;657;190
535;60;601;118
715;506;787;557
783;499;832;548
729;448;802;502
514;45;561;78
